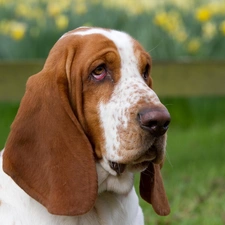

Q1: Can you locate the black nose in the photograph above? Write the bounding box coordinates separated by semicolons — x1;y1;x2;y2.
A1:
138;107;171;137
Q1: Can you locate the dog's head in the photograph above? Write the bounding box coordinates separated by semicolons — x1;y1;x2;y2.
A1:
3;27;170;216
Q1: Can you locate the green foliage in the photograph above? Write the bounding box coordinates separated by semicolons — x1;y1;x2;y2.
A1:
137;121;225;224
0;0;225;60
0;102;19;146
134;97;225;224
161;97;225;128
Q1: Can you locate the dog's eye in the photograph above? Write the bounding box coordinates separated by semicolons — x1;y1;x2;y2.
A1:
92;65;107;81
142;64;150;81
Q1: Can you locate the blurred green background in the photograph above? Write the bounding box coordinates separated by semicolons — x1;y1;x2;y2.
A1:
0;0;225;224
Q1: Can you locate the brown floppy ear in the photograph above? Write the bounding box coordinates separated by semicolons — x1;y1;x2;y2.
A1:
140;163;170;216
3;59;97;215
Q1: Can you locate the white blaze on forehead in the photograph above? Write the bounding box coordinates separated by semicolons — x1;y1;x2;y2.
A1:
62;28;161;163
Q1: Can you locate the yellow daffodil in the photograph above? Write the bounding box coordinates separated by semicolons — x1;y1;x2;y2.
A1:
174;30;188;43
154;12;168;27
102;0;152;15
169;0;194;10
10;22;27;41
202;22;216;40
55;15;69;30
154;10;184;42
16;4;29;17
74;2;87;15
220;20;225;36
0;0;12;6
195;7;211;22
47;3;62;17
187;38;201;54
207;2;225;16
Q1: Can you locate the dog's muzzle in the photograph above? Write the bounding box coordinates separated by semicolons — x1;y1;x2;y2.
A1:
109;107;170;175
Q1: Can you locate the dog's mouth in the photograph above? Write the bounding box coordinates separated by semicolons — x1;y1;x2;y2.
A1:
109;145;162;175
109;160;150;175
109;161;126;175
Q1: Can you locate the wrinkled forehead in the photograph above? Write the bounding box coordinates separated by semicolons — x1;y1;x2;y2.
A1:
61;27;150;65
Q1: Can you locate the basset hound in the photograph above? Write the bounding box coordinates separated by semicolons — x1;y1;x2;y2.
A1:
0;27;171;225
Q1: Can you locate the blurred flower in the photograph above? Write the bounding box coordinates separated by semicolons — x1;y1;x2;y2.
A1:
10;21;27;40
31;8;45;22
187;38;201;54
169;0;194;10
0;0;11;6
154;10;184;42
47;3;62;16
102;0;154;15
15;3;44;21
15;4;30;17
195;7;211;22
202;22;216;40
154;12;167;27
207;1;225;16
74;2;87;15
166;11;181;32
126;3;144;15
59;0;71;10
219;20;225;36
174;30;188;43
55;14;69;30
0;20;11;35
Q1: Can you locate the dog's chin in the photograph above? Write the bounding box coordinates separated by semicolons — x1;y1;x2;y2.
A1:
106;160;150;175
127;161;150;173
106;145;165;175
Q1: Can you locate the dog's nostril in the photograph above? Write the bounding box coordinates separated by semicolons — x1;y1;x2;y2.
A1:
163;120;170;129
147;120;158;129
138;108;171;137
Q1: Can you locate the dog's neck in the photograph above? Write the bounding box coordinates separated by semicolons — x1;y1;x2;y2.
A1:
96;162;134;195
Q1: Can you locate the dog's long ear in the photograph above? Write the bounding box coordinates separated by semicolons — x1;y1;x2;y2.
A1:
140;163;170;216
3;37;97;216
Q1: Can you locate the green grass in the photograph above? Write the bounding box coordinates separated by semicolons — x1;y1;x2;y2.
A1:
1;98;225;224
0;102;19;147
136;97;225;224
137;123;225;224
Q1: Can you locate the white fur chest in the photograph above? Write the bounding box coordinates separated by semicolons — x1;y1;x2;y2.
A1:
0;156;143;225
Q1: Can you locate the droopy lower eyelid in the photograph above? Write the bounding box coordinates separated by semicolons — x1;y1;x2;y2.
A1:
91;64;108;81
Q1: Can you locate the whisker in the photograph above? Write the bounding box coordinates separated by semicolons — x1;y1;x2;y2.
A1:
147;39;163;54
165;151;173;168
